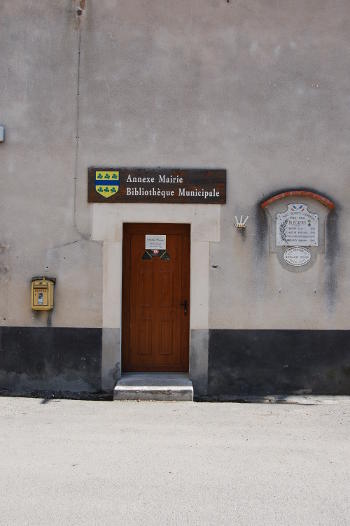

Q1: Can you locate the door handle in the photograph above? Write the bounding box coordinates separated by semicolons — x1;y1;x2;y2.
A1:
180;300;188;315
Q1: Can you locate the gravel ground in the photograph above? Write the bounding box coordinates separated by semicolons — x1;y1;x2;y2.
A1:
0;397;349;525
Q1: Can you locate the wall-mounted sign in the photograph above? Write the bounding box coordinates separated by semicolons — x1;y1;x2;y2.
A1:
145;235;166;250
283;247;311;267
261;191;335;273
88;168;226;204
276;204;318;247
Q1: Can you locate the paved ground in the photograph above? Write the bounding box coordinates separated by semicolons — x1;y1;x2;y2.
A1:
0;397;350;526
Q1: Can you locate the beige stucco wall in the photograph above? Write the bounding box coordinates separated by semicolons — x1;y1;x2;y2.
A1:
1;1;349;330
0;1;102;328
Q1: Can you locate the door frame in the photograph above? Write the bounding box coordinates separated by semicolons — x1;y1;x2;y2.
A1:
92;202;221;394
121;223;190;372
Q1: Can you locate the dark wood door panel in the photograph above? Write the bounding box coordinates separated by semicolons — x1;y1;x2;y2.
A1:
122;223;190;372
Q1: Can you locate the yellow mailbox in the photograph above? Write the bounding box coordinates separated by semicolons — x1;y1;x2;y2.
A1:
31;277;55;311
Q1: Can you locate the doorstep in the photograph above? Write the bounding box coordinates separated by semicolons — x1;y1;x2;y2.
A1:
113;373;193;401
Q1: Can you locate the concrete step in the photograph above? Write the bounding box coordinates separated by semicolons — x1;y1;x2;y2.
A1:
113;373;193;401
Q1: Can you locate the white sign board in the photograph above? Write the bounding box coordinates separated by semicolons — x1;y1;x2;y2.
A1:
276;204;318;247
145;235;166;250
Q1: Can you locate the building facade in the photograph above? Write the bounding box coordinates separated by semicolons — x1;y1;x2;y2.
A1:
1;0;349;398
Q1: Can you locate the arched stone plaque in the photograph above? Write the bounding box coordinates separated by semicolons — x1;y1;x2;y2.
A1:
261;190;334;272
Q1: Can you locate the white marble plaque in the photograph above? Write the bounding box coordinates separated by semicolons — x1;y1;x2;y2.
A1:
276;204;318;247
283;247;311;266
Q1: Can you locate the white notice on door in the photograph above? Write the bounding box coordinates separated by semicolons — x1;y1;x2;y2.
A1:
145;235;166;250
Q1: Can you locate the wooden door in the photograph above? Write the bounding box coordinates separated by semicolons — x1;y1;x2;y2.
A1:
122;223;190;372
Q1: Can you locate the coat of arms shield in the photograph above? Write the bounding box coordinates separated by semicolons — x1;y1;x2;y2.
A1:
95;171;119;198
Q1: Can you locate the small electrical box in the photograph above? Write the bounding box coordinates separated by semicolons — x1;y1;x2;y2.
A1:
0;126;4;143
31;277;55;311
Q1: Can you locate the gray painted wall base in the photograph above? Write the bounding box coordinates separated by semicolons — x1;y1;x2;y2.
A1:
0;327;102;394
208;329;350;396
113;373;193;401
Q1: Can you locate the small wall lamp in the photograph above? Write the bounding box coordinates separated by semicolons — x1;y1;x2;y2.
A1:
234;215;249;230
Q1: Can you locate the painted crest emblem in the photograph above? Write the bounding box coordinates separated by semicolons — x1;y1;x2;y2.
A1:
95;171;119;198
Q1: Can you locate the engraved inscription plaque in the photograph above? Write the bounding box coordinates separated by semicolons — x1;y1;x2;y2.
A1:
276;204;318;247
283;247;311;267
